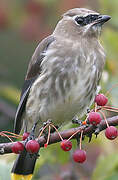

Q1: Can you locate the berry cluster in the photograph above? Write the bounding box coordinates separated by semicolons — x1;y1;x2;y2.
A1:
59;93;118;164
60;139;86;163
11;93;118;165
94;93;117;140
12;132;40;154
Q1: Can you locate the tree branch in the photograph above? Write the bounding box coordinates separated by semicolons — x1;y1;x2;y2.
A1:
0;115;118;155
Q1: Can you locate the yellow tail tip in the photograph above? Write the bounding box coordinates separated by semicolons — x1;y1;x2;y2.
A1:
11;173;32;180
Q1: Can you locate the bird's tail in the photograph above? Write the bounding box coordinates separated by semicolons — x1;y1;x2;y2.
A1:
11;149;38;180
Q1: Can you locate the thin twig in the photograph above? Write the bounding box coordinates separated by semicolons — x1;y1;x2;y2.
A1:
79;131;83;150
50;123;63;141
45;125;51;146
99;110;109;127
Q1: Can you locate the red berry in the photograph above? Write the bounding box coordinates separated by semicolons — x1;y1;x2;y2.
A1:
105;126;118;140
88;112;102;125
25;140;40;153
95;94;108;106
22;132;30;140
12;142;24;154
73;149;86;163
60;140;72;151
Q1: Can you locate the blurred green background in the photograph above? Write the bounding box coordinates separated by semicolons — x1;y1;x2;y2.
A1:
0;0;118;179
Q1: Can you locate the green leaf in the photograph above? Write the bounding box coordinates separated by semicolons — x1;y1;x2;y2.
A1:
105;171;118;180
92;153;118;180
0;85;20;105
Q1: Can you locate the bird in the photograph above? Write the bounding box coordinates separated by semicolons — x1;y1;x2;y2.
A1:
11;8;111;180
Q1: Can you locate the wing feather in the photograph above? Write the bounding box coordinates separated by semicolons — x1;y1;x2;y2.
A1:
14;35;55;134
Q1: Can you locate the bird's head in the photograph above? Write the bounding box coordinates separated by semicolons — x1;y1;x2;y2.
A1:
53;8;111;39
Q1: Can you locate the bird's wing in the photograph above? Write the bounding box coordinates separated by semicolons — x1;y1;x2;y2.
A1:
14;35;55;134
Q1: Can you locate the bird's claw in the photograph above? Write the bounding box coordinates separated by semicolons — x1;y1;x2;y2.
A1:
87;108;91;114
86;133;93;143
43;119;52;127
94;128;100;138
72;115;82;125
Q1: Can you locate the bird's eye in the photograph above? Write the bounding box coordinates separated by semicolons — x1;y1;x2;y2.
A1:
75;16;84;25
91;15;99;21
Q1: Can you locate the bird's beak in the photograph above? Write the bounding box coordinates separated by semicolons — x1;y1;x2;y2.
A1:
93;15;111;26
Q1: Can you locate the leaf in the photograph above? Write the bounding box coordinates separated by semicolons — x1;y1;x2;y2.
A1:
0;85;20;105
92;153;118;180
105;171;118;180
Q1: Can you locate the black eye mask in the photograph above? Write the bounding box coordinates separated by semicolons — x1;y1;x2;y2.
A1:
75;14;99;26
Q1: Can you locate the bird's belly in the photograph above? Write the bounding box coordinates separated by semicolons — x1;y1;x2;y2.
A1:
48;81;96;125
25;72;97;131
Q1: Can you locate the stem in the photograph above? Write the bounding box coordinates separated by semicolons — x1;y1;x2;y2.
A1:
1;131;22;138
45;125;51;146
68;126;85;141
105;83;118;96
94;103;97;112
99;110;109;127
103;106;118;110
0;133;13;142
79;131;83;150
50;124;63;141
102;106;118;112
102;108;118;113
38;123;50;139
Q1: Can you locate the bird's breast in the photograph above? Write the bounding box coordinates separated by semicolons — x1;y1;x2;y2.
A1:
25;53;99;129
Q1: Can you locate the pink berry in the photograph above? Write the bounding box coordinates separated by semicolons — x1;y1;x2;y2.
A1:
60;140;72;151
73;149;86;163
88;112;102;125
12;142;24;154
105;126;118;140
95;94;108;106
22;132;30;140
25;140;40;153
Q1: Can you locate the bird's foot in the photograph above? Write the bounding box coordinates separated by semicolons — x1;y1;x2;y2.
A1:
87;108;91;114
72;115;82;126
94;127;100;138
86;133;93;143
43;119;52;127
72;115;89;128
86;125;100;142
40;119;58;134
38;119;51;136
38;119;55;140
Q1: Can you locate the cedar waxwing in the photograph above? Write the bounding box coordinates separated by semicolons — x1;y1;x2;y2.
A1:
11;8;111;180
